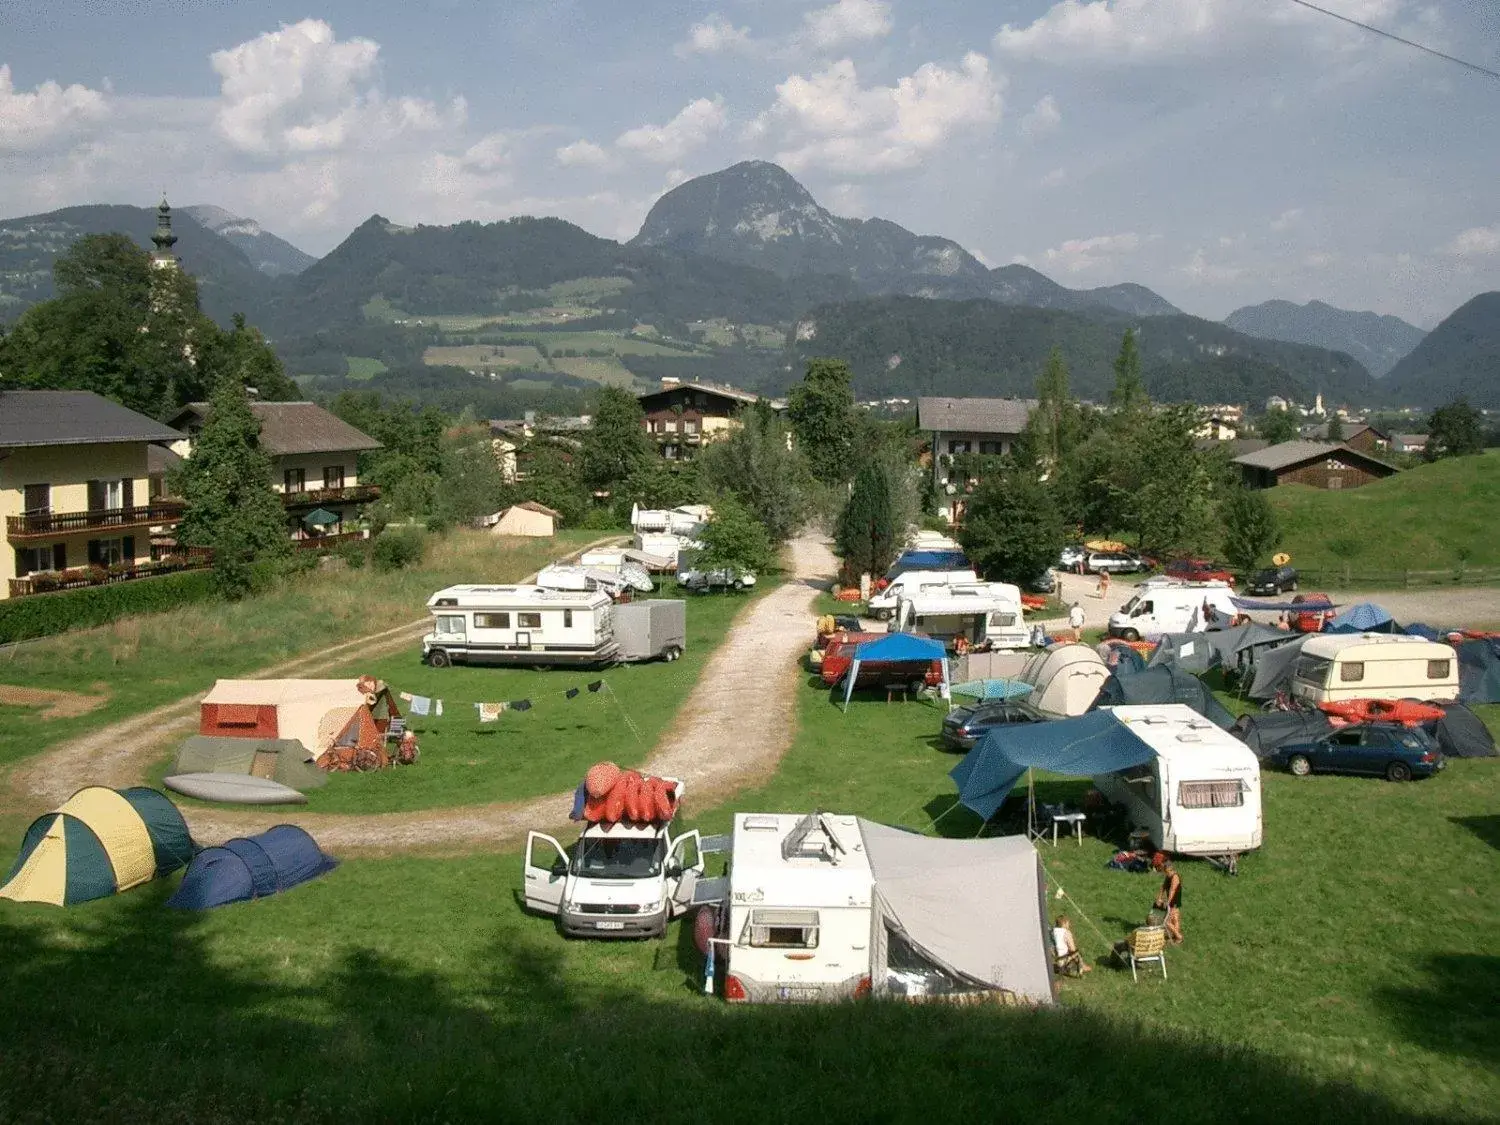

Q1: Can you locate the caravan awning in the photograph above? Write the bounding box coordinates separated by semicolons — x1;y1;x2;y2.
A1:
1230;595;1336;612
949;711;1153;820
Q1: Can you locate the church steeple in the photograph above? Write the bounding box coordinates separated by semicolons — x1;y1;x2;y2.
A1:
151;195;180;270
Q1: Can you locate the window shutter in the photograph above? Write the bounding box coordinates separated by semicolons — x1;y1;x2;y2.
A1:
53;544;67;570
122;477;134;509
87;539;102;564
123;535;136;562
87;480;104;511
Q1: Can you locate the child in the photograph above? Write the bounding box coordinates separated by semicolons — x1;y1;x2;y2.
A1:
1052;915;1090;976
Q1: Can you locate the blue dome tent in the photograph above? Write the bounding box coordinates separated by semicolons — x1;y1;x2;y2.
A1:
1327;603;1396;633
167;824;336;910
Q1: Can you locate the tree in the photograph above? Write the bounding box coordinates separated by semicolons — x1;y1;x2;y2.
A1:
1221;486;1282;576
1022;347;1084;465
1324;413;1344;442
435;425;513;527
835;460;900;581
578;386;653;494
958;470;1067;585
787;358;858;485
519;442;588;526
696;402;811;542
693;492;775;576
615;459;703;524
1425;399;1485;461
175;374;290;598
1109;329;1148;413
1257;407;1300;443
1127;406;1218;557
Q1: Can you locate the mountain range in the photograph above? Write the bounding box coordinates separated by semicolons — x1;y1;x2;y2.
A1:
1384;292;1500;408
1224;299;1425;378
181;205;316;278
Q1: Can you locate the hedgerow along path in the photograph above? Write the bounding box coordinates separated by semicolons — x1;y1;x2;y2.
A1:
8;536;837;854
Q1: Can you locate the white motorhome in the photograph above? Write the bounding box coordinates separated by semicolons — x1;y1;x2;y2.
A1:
895;582;1028;650
1108;583;1239;640
1092;704;1263;867
1290;634;1460;704
867;569;980;619
423;585;615;667
523;789;704;939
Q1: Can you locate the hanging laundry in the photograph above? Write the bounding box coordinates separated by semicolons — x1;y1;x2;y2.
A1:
436;699;444;717
476;702;506;723
409;695;432;717
565;688;580;700
587;680;604;693
511;699;533;712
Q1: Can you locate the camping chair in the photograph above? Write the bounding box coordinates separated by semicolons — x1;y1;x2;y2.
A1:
1116;924;1168;982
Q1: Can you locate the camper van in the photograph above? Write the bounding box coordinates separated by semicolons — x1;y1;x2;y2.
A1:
421;585;686;666
1289;634;1460;704
1108;583;1239;640
523;788;703;939
1092;704;1263;866
721;811;1053;1005
895;583;1028;650
867;569;980;620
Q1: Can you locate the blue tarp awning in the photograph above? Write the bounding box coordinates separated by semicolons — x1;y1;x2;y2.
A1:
949;711;1152;820
892;550;968;572
1230;595;1336;612
1327;602;1395;633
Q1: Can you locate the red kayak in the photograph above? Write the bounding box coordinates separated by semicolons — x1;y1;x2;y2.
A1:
1317;698;1445;727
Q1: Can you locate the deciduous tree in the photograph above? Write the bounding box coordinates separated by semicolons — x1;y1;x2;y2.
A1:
1221;486;1282;576
1425;399;1485;461
958;470;1067;585
697;402;811;542
694;492;775;576
787;358;858;485
579;386;653;493
1257;407;1300;443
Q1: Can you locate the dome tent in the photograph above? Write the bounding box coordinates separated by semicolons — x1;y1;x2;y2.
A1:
167;824;337;910
0;786;194;906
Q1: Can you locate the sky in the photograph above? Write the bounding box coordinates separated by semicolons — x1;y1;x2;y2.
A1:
1;0;1497;327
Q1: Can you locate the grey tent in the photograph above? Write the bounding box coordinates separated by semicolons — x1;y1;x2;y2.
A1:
1230;711;1334;759
858;821;1055;1005
1090;665;1236;729
1430;703;1498;759
1149;624;1297;678
1246;635;1311;701
172;736;328;791
1458;638;1500;705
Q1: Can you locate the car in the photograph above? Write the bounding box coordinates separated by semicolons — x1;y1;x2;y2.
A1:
1246;564;1299;595
1290;593;1334;633
1267;724;1444;782
940;700;1048;751
1058;545;1086;569
1086;550;1148;575
677;567;756;592
1026;571;1056;594
1164;558;1236;584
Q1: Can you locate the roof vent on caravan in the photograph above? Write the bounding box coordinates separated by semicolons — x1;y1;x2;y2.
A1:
742;815;781;832
780;811;850;863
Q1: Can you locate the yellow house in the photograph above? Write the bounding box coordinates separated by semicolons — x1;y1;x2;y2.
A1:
169;401;382;545
1;390;193;601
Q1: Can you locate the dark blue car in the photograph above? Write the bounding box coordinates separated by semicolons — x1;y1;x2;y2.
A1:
1269;724;1444;782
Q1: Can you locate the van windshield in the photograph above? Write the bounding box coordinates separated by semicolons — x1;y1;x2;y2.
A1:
571;836;665;880
1121;595;1142;614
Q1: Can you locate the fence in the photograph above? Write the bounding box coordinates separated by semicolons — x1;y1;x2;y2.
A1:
1288;565;1500;589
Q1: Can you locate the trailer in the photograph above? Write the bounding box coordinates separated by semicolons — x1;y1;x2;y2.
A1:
536;564;652;596
614;600;686;662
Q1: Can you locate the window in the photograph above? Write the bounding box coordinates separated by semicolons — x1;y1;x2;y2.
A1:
989;611;1016;627
948;440;971;455
435;615;467;636
15;545;61;576
284;468;306;493
1327;476;1343;490
474;612;510;629
518;612;542;629
563;609;574;628
664;444;678;460
662;419;678;433
1339;661;1365;683
1178;780;1244;809
979;441;1002;455
1295;655;1332;685
1427;660;1451;680
323;466;345;491
1332;730;1364;747
96;538;126;566
683;420;699;435
745;908;820;949
22;484;50;515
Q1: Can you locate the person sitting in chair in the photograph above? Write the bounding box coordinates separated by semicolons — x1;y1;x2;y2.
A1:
1052;915;1090;976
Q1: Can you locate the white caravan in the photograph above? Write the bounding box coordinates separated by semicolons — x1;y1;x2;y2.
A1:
535;564;651;596
1108;583;1239;641
633;532;699;568
1092;704;1263;867
867;569;980;620
579;546;672;576
1290;634;1460;704
523;787;703;939
895;582;1028;649
631;503;710;536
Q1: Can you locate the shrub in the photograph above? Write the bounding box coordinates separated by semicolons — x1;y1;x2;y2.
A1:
372;527;427;572
0;570;219;644
336;540;369;570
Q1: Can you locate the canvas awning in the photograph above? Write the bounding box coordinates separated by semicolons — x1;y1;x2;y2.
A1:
842;633;950;711
1246;635;1311;700
303;508;341;527
1091;665;1236;729
893;550;968;572
1148;624;1295;674
949;711;1153;820
1230;595;1337;612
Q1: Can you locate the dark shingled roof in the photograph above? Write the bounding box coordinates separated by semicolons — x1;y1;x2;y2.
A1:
0;390;184;448
917;396;1037;435
171;401;381;456
1233;440;1397;473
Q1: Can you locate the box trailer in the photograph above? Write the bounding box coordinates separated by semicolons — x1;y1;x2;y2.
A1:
1290;633;1460;704
614;600;686;662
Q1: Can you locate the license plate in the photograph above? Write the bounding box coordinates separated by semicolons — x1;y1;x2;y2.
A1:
778;986;820;1001
596;920;626;930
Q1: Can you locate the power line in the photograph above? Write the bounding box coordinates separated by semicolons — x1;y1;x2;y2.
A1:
1287;0;1500;82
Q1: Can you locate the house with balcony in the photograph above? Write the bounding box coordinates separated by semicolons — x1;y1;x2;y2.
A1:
169;401;382;546
917;396;1037;524
636;379;769;461
2;390;202;600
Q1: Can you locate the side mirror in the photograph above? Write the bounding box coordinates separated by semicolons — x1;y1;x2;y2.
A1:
666;861;684;878
550;859;568;877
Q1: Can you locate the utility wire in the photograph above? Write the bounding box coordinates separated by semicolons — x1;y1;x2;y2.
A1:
1287;0;1500;82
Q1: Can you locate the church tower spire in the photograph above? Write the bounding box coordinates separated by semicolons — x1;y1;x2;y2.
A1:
151;195;180;270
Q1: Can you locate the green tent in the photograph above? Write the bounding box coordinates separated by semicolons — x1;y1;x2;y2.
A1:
172;736;328;791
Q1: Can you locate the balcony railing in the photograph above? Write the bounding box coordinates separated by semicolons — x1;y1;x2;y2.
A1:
6;501;186;541
279;484;381;508
8;554;213;598
292;530;371;550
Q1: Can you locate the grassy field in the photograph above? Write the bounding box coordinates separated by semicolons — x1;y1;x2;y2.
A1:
421;344;547;369
343;356;388;380
549;355;637;387
1271;451;1500;581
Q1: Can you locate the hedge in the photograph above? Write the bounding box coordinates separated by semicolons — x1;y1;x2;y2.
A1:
0;570;220;644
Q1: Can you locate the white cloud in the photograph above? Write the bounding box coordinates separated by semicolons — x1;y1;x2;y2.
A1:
555;139;609;167
0;64;110;152
1178;246;1244;284
1443;224;1500;257
802;0;894;50
209;19;462;158
615;97;726;163
1038;166;1068;187
755;53;1002;175
1269;207;1303;232
674;14;753;57
1019;94;1061;137
1043;231;1141;275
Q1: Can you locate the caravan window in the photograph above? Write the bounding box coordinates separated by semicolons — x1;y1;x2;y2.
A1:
745;908;820;949
435;615;467;636
988;611;1017;627
1178;780;1244;809
563;609;574;628
1295;655;1332;685
474;613;510;629
1427;660;1451;679
518;612;542;629
1339;662;1365;683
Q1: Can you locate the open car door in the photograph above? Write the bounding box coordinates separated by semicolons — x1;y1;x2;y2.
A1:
523;832;568;916
666;829;704;915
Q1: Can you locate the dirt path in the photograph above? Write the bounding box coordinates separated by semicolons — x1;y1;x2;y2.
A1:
8;535;837;856
0;684;109;720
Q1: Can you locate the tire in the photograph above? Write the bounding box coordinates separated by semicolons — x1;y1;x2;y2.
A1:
1386;761;1412;783
732;579;745;591
1288;754;1312;777
664;646;682;662
1289;579;1299;592
1122;628;1140;642
428;649;451;668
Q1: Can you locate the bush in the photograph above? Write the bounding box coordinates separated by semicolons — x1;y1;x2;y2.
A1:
0;570;219;644
337;541;369;570
372;527;427;572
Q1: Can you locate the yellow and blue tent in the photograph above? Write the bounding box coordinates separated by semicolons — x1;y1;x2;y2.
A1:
0;786;194;906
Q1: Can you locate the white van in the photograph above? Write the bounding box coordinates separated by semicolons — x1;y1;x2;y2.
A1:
1108;583;1239;640
1092;704;1263;867
895;583;1028;649
867;569;980;619
523;796;704;939
1290;634;1460;704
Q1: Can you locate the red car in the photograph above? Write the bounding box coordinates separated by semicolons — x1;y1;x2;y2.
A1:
1164;558;1235;583
819;637;944;690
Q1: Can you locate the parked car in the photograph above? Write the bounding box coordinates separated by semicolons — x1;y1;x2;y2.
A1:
1291;593;1334;633
1164;558;1236;584
1246;564;1299;595
1086;550;1148;575
940;700;1048;751
1267;724;1444;782
678;567;756;592
1058;545;1086;570
1026;571;1056;594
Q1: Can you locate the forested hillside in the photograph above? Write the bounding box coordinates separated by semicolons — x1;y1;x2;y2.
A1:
1384;292;1500;407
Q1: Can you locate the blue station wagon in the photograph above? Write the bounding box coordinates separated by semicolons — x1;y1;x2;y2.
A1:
1268;724;1444;782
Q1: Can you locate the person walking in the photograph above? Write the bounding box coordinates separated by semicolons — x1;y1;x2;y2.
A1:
1096;568;1111;600
1068;602;1085;643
